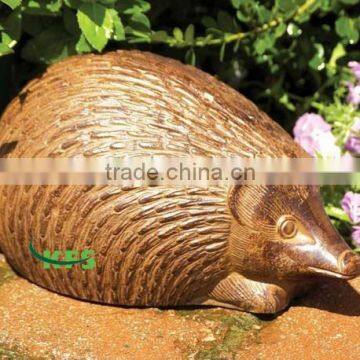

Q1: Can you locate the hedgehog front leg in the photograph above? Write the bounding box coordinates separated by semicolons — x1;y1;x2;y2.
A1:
200;273;291;313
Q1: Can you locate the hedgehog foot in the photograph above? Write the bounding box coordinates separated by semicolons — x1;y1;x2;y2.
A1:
201;272;290;313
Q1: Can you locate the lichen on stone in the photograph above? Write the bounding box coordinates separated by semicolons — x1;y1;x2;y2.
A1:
0;258;16;287
175;308;263;359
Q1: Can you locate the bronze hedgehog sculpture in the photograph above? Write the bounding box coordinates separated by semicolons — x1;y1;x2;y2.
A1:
0;51;359;314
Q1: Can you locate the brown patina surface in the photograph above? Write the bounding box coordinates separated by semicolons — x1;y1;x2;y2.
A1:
1;50;359;314
0;50;306;313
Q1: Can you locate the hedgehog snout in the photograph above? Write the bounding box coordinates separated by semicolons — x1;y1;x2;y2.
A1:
338;250;360;278
306;225;360;280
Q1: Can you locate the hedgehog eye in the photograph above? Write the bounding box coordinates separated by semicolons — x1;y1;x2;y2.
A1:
278;218;297;239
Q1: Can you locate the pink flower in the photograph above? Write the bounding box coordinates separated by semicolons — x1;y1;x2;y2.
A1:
347;83;360;106
345;136;360;154
352;226;360;247
345;118;360;155
351;226;360;247
341;192;360;224
293;113;340;157
293;113;331;137
348;61;360;81
351;118;360;132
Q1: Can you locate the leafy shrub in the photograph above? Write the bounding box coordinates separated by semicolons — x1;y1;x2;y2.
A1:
0;0;359;126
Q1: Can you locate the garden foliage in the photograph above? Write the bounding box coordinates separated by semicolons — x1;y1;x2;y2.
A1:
0;0;358;124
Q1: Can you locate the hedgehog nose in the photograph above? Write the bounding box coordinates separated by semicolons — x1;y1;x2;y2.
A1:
338;251;360;278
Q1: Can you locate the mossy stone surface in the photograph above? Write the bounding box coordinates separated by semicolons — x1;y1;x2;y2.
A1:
0;256;260;359
175;308;263;359
0;257;16;286
0;345;45;360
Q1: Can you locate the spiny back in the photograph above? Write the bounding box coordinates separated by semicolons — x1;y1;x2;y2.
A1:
0;50;305;159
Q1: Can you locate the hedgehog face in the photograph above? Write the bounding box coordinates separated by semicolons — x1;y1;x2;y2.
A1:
229;185;360;280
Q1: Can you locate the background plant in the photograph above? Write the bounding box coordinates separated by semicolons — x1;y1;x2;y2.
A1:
1;0;359;124
0;0;359;247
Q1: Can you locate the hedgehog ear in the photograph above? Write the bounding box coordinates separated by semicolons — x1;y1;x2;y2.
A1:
228;185;268;227
228;185;243;222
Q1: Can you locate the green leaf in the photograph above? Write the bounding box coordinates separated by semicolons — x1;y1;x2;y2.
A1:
327;42;345;73
173;27;183;42
99;0;117;6
129;12;150;33
233;39;240;52
151;30;168;42
108;9;125;41
185;48;196;66
116;0;151;15
0;42;14;56
23;0;62;16
64;0;81;9
254;33;275;55
279;93;296;111
125;27;150;41
339;0;359;4
1;9;22;47
256;5;272;24
325;205;351;223
75;33;91;53
275;23;287;38
1;0;21;9
236;10;249;23
318;0;332;11
231;0;241;9
309;43;325;70
184;24;194;44
335;16;359;44
219;42;226;61
21;25;76;63
77;3;113;51
275;0;296;13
